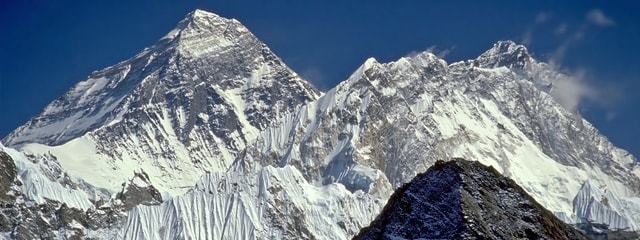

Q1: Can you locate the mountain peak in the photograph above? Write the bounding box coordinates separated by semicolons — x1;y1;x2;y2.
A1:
160;9;244;44
189;9;217;18
487;40;528;56
474;40;532;70
180;9;231;26
492;40;523;51
354;159;589;239
180;9;227;23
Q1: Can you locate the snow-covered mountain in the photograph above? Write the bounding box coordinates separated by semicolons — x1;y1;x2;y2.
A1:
237;40;640;231
3;9;320;196
2;8;639;239
354;159;588;239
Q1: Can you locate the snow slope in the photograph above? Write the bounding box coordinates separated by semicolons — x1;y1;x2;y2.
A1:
0;143;100;211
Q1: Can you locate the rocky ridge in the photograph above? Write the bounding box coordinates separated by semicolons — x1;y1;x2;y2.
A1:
354;159;589;240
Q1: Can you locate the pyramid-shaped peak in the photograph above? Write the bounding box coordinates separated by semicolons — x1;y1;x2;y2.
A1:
3;7;320;148
157;9;254;54
190;9;218;17
181;9;234;24
174;9;232;29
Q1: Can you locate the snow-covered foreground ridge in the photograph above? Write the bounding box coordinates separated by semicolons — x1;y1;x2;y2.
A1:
1;9;639;239
122;161;381;239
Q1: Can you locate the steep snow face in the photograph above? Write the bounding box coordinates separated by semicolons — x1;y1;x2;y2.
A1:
0;143;178;239
0;143;104;211
121;156;383;240
0;144;126;239
4;10;320;195
570;180;640;230
354;159;588;240
244;41;640;229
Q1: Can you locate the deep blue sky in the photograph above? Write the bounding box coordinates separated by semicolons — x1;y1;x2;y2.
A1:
1;1;638;157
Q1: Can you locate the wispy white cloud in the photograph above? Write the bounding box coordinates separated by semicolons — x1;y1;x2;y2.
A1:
405;45;454;59
437;49;452;59
549;45;568;65
546;25;599;113
586;9;615;27
426;45;454;59
535;12;551;24
548;69;596;114
404;46;435;58
522;9;622;115
404;50;422;58
548;22;587;64
301;67;328;89
520;11;552;46
521;29;533;46
546;65;624;115
554;23;567;35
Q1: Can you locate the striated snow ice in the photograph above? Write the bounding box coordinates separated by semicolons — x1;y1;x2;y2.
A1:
570;179;640;230
121;164;382;240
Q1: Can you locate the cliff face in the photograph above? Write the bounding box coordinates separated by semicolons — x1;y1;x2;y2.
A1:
354;159;589;240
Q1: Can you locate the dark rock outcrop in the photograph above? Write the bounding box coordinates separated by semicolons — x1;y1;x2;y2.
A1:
115;171;162;211
354;159;589;240
0;151;16;201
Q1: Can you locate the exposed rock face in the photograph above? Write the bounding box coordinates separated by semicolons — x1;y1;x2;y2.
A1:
354;159;589;240
0;199;122;240
0;151;16;201
115;171;162;211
